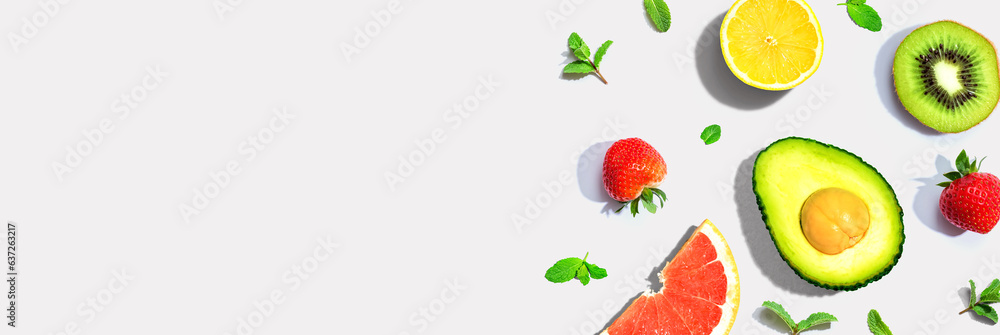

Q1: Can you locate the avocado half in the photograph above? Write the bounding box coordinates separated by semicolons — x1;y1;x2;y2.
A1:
752;137;904;291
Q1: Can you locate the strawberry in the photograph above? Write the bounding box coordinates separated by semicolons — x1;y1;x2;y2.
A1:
938;150;1000;234
602;138;667;216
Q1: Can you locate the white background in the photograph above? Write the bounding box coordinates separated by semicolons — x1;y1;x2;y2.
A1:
1;0;999;334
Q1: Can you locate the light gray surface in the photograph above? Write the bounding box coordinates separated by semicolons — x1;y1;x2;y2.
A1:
1;0;999;333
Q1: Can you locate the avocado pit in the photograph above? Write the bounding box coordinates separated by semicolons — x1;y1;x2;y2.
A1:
800;187;870;255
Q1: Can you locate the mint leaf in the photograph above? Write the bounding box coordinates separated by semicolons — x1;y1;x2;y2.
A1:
868;309;893;335
839;0;882;32
762;301;797;332
563;60;596;74
594;40;613;68
972;280;979;309
545;257;584;283
562;32;609;84
981;279;1000;303
546;254;607;286
700;124;722;145
643;0;671;32
568;33;585;53
573;41;591;61
797;312;838;331
974;304;999;323
585;262;607;279
576;265;591;285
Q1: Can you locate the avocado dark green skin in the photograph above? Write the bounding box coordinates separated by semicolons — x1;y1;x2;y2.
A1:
752;137;905;291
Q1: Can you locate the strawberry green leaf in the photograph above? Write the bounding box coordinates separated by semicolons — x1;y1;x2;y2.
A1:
642;196;657;214
762;301;797;332
971;280;979;309
576;265;591;285
545;257;583;283
868;309;893;335
630;199;640;217
797;312;838;332
563;60;596;74
615;203;627;213
973;304;999;323
650;188;666;207
945;172;963;181
585;262;608;279
957;150;970;174
594;40;613;68
642;188;653;202
938;181;952;187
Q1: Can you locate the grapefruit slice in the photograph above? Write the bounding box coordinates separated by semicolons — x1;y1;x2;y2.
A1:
600;219;740;335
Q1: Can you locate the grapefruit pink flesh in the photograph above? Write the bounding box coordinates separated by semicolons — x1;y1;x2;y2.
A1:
600;220;740;335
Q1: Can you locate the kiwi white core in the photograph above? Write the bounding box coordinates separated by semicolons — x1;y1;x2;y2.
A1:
933;61;964;95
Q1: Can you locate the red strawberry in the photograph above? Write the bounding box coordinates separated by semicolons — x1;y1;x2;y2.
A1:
602;138;667;216
938;150;1000;234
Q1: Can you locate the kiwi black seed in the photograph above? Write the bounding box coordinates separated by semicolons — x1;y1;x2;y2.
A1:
893;20;999;133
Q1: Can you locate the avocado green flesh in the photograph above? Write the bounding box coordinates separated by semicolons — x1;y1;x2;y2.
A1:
893;20;999;133
753;137;904;291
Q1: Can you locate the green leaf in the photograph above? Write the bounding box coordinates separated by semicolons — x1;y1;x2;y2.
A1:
563;60;595;74
545;257;583;283
843;2;882;32
641;188;652;202
944;171;963;181
594;40;612;68
700;124;722;145
643;0;671;32
973;304;999;323
650;188;666;207
630;199;639;217
642;196;657;214
568;32;584;52
797;312;838;332
957;150;970;174
980;279;1000;302
585;262;608;279
867;309;893;335
576;265;591;285
971;280;979;309
938;181;952;187
762;301;797;332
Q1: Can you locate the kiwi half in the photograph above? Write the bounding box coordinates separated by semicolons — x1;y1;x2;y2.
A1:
893;20;1000;133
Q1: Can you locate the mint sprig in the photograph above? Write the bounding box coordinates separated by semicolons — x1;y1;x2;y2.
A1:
544;252;607;286
700;124;722;145
837;0;882;32
762;301;837;334
868;309;893;335
563;32;612;84
643;0;671;32
939;150;986;187
961;279;1000;323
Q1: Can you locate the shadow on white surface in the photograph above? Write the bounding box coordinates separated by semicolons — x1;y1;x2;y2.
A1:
875;25;942;136
735;150;838;296
594;225;698;334
577;141;628;215
913;155;966;236
696;12;790;111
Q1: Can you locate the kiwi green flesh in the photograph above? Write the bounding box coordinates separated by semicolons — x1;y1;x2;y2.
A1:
894;21;1000;133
